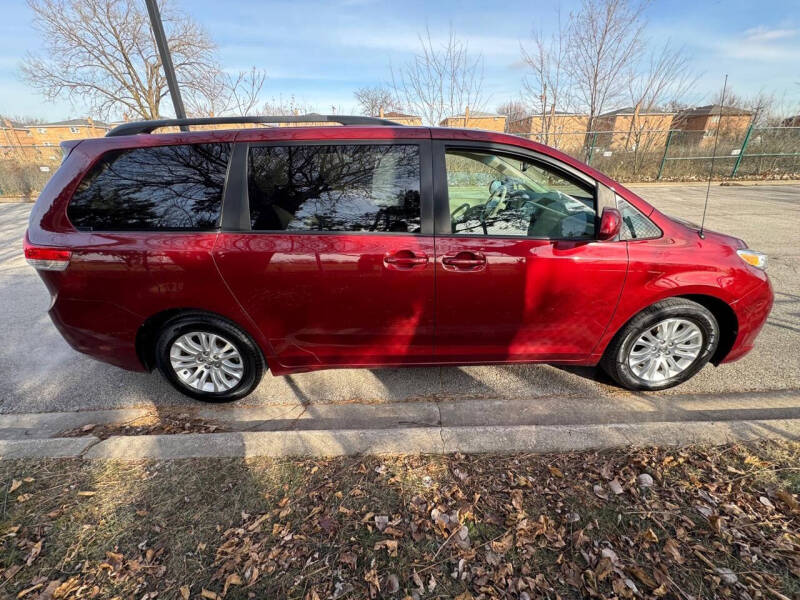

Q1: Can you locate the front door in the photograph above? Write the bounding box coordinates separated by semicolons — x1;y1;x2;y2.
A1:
433;143;628;363
214;140;436;371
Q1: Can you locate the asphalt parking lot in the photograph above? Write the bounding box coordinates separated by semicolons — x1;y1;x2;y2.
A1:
1;183;798;418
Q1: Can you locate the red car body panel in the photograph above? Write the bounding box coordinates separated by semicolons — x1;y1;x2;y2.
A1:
26;125;773;376
434;236;628;363
213;232;436;372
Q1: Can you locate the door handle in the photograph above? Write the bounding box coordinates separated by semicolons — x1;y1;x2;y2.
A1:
442;251;487;271
383;249;429;269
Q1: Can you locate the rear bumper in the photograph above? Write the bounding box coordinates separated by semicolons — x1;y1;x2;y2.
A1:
49;297;147;372
722;276;774;364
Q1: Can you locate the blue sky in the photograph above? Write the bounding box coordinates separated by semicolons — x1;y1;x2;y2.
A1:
1;0;799;121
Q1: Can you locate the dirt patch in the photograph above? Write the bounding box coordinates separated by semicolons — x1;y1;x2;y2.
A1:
59;409;228;440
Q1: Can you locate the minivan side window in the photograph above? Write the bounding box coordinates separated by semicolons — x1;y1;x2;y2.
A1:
445;149;595;239
68;144;231;231
247;144;421;233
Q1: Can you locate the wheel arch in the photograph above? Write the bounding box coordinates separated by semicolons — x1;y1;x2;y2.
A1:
676;294;738;365
600;292;738;366
136;308;267;371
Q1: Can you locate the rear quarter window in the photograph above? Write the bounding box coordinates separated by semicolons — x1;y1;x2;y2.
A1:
67;143;231;231
616;197;662;240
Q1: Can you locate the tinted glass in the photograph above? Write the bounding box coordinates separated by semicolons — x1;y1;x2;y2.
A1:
68;144;230;231
445;150;595;239
616;197;662;240
248;144;421;233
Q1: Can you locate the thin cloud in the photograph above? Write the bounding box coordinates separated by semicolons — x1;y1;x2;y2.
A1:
743;25;798;42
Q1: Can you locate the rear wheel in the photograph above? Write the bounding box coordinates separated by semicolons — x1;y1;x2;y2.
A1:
601;298;719;391
155;314;265;402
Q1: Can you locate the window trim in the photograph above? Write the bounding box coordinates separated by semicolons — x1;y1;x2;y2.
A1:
432;140;598;240
224;139;434;236
66;143;233;233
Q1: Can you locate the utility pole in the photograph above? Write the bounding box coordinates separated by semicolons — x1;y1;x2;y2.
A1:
144;0;188;130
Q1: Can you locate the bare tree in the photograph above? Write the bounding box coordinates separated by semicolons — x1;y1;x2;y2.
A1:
520;13;573;145
21;0;263;120
496;100;528;124
391;27;485;126
261;95;314;116
354;86;400;116
623;42;695;172
566;0;647;132
186;67;267;117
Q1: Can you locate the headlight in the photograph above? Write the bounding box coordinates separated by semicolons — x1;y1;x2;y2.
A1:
736;249;768;270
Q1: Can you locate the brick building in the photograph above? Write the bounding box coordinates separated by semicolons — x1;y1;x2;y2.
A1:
1;117;110;163
593;107;674;151
507;113;589;154
439;108;506;132
671;105;752;146
381;110;423;126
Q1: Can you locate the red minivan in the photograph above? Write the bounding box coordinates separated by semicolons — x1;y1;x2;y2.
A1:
24;115;773;401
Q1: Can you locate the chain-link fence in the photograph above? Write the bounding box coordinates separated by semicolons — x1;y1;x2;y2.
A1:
514;126;800;182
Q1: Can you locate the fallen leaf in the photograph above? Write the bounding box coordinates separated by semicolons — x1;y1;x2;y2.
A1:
16;494;32;503
179;586;190;600
629;566;657;589
16;582;43;598
222;573;242;596
374;515;389;532
609;479;624;495
548;465;564;478
593;484;609;500
663;538;684;564
77;491;96;497
339;551;357;570
776;489;798;511
9;480;22;493
374;539;398;556
25;540;43;566
201;589;220;600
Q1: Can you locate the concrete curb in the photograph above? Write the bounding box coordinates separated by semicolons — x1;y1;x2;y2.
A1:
78;417;800;459
0;437;99;459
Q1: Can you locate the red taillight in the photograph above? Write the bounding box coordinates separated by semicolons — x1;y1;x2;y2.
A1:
23;233;71;272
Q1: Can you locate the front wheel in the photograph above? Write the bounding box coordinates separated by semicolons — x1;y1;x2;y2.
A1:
154;314;265;402
601;298;720;391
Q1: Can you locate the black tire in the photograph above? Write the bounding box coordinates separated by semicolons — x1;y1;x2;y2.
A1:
154;313;265;402
600;298;719;391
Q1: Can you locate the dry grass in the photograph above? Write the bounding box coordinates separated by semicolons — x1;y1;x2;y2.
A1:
1;441;798;599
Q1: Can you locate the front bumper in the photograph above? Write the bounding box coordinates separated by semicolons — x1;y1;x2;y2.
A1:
722;276;774;364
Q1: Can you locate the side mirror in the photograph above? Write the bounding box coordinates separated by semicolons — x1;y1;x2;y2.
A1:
597;207;622;241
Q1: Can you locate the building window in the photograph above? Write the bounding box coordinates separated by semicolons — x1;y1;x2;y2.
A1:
38;128;46;134
69;127;80;134
43;142;53;147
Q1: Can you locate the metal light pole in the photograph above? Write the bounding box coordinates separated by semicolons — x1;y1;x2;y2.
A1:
144;0;189;130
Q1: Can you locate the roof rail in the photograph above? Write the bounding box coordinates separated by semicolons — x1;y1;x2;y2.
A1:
106;114;402;137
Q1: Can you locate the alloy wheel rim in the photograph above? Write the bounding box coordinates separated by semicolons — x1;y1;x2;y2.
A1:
627;318;703;383
169;331;244;393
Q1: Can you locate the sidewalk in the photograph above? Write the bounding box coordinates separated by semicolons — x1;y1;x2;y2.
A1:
2;391;799;459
